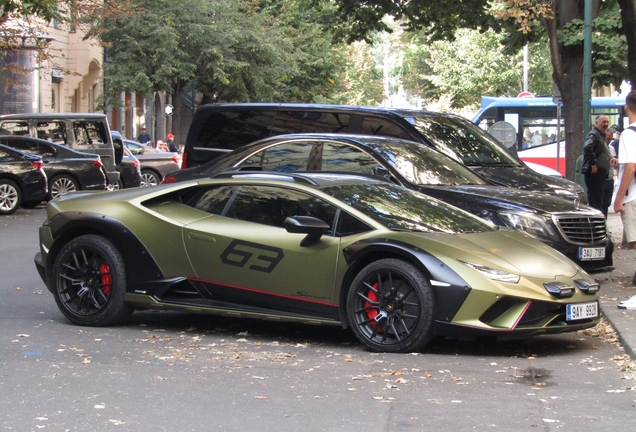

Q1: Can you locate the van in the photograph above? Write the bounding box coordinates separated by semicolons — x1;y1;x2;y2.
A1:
0;113;123;186
182;103;586;203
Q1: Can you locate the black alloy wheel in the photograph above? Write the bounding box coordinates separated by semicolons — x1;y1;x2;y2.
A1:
347;259;434;353
52;234;133;326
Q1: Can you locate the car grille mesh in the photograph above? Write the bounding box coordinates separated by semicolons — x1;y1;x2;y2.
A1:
555;214;607;244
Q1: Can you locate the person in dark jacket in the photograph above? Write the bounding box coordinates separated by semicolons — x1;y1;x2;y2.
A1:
137;127;151;145
583;115;616;214
166;133;179;153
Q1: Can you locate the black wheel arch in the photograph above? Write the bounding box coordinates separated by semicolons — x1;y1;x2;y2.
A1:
45;212;166;293
338;238;472;329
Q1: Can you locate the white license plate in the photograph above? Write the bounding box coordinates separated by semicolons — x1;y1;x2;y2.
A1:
579;247;605;261
566;301;598;321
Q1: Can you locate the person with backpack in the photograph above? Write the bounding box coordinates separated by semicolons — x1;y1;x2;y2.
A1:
582;115;616;214
614;90;636;298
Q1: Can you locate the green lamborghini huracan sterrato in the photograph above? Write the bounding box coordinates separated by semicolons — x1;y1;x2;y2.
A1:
34;172;600;353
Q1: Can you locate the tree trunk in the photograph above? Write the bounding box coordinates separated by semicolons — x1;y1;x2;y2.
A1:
546;1;594;181
617;0;636;91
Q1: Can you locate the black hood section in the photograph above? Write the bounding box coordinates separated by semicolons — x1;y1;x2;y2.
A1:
418;184;580;216
470;165;580;200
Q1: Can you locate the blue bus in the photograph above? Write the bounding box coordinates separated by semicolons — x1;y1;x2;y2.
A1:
472;96;625;175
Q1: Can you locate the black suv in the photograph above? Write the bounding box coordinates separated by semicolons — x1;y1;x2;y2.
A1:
182;103;586;203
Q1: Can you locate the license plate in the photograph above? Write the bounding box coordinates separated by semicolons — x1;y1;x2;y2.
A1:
578;247;605;261
566;301;598;321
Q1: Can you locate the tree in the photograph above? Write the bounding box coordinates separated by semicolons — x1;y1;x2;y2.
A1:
398;29;553;110
331;0;630;180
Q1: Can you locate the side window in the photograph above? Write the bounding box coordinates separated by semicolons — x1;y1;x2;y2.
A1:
194;110;278;151
73;121;107;149
0;148;10;158
187;185;237;215
5;139;39;155
0;121;30;136
36;121;67;144
223;185;337;230
361;116;412;140
320;142;380;174
240;141;315;173
270;111;350;135
335;211;372;237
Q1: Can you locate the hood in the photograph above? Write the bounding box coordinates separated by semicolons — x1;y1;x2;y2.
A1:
415;229;580;279
470;165;581;201
419;184;579;214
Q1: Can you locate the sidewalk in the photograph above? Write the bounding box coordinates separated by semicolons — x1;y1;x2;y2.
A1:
596;213;636;357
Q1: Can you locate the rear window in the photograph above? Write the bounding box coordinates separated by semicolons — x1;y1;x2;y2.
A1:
73;121;108;149
193;110;277;151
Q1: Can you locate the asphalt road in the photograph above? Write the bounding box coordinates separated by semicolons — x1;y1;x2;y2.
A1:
1;206;635;431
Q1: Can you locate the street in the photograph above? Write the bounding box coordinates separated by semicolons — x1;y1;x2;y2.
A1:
1;206;635;431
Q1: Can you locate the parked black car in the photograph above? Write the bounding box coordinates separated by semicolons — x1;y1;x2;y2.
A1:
164;133;613;273
116;147;142;189
0;135;107;200
0;113;122;187
123;140;180;186
0;143;48;214
180;103;586;203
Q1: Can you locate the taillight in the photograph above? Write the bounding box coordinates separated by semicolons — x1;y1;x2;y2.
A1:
92;159;104;168
161;175;176;184
180;151;188;169
31;160;43;170
132;159;140;167
172;155;179;164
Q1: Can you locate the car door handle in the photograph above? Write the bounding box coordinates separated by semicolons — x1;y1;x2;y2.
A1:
188;232;216;243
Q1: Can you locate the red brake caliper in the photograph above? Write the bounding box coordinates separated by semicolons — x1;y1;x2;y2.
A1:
99;262;112;296
365;283;381;332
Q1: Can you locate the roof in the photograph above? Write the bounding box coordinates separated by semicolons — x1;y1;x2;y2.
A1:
0;113;107;120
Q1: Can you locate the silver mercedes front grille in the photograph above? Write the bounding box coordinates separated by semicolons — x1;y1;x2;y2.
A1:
554;214;608;244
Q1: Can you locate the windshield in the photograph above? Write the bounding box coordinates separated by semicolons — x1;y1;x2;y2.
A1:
322;183;497;234
406;114;521;166
365;141;488;186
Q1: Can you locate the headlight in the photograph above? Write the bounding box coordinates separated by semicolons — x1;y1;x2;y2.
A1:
460;261;520;284
498;211;556;238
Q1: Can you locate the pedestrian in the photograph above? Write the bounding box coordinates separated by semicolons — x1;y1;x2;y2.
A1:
614;90;636;293
137;127;151;145
602;129;617;217
582;114;614;214
156;140;169;152
166;133;179;153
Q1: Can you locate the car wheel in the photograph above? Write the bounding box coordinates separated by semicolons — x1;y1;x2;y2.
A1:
49;175;79;200
347;259;434;353
51;234;133;326
0;179;21;215
140;170;160;187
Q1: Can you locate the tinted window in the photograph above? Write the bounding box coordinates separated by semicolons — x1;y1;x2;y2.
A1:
4;138;56;158
322;183;496;234
194;110;277;151
222;185;337;230
36;121;67;144
239;141;315;172
407;115;520;166
320;142;379;174
0;121;29;136
364;141;487;185
270;111;350;136
335;212;371;236
73;121;108;149
360;116;413;140
189;185;237;214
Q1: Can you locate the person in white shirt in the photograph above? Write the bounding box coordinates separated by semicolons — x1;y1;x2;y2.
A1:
614;90;636;306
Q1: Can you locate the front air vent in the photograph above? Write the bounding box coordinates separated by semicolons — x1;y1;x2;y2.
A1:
554;214;607;244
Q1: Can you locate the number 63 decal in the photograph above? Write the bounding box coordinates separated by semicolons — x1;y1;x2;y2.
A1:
220;239;284;273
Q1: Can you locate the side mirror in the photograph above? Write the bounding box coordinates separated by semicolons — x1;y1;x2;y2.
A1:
284;216;330;247
113;137;124;165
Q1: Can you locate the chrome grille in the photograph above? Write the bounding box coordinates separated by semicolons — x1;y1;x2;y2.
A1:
554;214;608;244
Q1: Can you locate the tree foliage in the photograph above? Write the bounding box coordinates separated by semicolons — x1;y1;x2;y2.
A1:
399;29;553;110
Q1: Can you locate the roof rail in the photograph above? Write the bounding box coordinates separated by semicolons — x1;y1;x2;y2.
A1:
211;170;319;186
